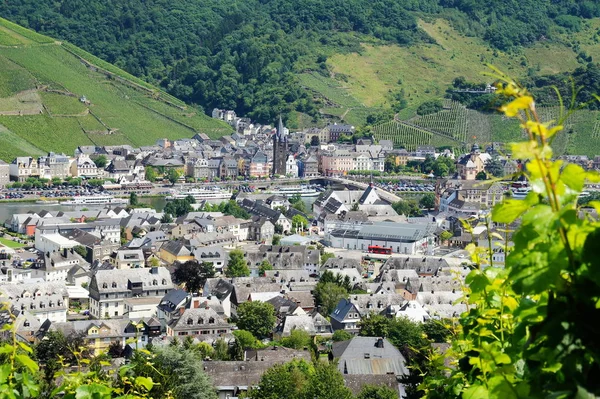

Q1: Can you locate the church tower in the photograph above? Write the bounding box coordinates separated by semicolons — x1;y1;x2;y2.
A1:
272;116;288;176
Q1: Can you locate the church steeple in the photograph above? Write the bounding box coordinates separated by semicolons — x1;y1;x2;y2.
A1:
277;115;285;139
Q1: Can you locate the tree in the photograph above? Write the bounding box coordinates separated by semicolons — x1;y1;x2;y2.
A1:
232;330;262;350
422;319;452;343
332;330;353;342
440;230;453;244
225;249;250;277
128;344;217;399
160;213;173;223
358;314;391;337
236;301;276;339
173;260;215;294
167;168;182;185
485;156;505;177
475;170;488;180
213;338;230;360
419;193;436;209
310;135;320;146
357;385;399;399
248;360;313;399
281;329;311;349
258;260;273;276
164;197;195;217
272;234;281;245
314;282;348;315
34;330;89;382
72;245;88;259
93;155;107;168
129;192;139;206
107;340;123;358
392;200;421;216
291;214;308;231
145;166;157;182
320;251;335;266
303;361;353;399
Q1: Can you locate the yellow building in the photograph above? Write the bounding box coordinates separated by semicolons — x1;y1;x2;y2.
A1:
159;239;195;264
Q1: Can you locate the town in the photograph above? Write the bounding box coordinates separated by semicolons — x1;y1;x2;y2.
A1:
2;105;586;397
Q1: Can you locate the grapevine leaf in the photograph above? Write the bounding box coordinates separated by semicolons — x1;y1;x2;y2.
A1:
492;197;536;224
135;376;154;392
463;385;489;399
15;354;38;373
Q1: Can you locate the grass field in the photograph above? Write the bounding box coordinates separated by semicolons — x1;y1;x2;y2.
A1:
0;237;26;248
0;21;232;160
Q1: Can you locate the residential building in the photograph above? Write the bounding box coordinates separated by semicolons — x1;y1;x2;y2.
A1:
88;267;173;319
333;336;408;377
9;157;39;182
456;144;491;180
0;160;11;187
166;306;232;338
70;154;99;178
0;282;69;324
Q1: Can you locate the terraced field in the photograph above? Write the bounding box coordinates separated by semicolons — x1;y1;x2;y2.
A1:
0;18;231;161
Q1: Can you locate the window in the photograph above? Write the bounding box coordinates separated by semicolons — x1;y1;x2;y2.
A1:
153;279;158;286
198;318;204;325
102;283;108;288
112;282;117;288
114;311;118;316
187;318;193;325
209;317;215;324
162;279;167;285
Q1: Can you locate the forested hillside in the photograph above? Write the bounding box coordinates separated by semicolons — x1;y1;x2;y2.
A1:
2;0;600;124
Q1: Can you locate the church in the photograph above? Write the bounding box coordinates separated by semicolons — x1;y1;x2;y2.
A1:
272;116;288;176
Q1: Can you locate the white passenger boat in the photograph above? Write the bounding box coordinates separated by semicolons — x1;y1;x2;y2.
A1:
166;187;233;201
512;187;532;199
63;195;129;206
270;186;320;197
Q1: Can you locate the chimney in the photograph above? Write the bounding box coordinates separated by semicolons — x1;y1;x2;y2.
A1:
62;248;67;258
375;338;384;348
150;266;158;274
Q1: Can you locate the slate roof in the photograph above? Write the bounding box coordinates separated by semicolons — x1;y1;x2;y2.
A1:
157;289;189;314
334;336;408;376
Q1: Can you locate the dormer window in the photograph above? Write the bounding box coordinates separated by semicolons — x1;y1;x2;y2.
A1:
102;283;108;288
153;279;158;286
187;318;193;325
198;318;204;324
162;279;167;285
23;320;30;327
208;317;215;324
112;282;117;288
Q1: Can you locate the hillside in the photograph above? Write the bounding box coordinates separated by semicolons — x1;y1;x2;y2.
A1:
0;18;231;161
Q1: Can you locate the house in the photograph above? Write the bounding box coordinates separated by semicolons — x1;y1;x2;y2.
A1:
0;282;69;324
109;248;145;269
0;160;9;187
456;144;491;180
274;312;332;340
9;157;40;182
246;217;275;243
38;152;71;179
70;154;99;178
330;298;362;334
159;240;195;264
88;267;174;319
194;246;227;274
64;228;119;263
31;248;89;282
166;306;232;339
333;336;408;377
285;154;298;177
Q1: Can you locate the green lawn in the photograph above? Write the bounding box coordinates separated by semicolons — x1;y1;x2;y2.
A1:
0;236;25;248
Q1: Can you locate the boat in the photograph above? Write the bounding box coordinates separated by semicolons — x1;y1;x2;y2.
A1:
512;187;532;200
269;186;321;197
62;195;129;206
166;187;233;201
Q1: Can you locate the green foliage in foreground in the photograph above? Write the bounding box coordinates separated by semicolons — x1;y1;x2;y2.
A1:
422;69;600;398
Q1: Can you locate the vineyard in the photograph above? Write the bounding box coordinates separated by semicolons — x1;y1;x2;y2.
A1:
374;100;600;156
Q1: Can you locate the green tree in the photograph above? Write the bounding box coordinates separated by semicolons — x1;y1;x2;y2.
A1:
236;301;276;339
422;319;452;343
314;282;348;315
392;200;421;216
419;193;436;209
258;260;273;276
34;330;89;382
358;314;391;337
332;330;353;342
225;249;250;277
145;167;157;182
72;245;88;259
128;344;217;399
173;260;215;294
167;169;182;185
129;191;139;206
93;155;107;168
475;170;488;180
439;230;453;244
161;213;173;223
232;330;262;350
310;135;320;146
213;338;231;360
303;361;353;399
485;156;505;177
357;385;399;399
248;360;313;399
281;329;311;349
291;214;308;231
320;251;335;266
272;234;282;245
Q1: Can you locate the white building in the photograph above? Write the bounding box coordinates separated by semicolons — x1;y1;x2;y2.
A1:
70;154;99;178
285;155;298;177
